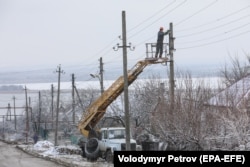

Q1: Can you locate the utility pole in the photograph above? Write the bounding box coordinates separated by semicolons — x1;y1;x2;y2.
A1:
51;84;54;130
6;103;11;121
90;57;104;94
28;97;31;107
169;22;175;111
74;85;84;110
122;11;130;151
113;11;135;151
13;96;17;131
54;64;64;146
24;86;29;144
2;116;5;138
99;57;104;94
38;91;42;134
72;74;75;124
29;97;32;121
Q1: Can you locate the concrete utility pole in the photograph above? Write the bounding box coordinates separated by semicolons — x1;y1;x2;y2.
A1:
13;96;17;130
169;22;175;111
90;57;104;94
51;84;54;130
6;103;11;121
24;86;29;144
1;116;5;137
99;57;104;94
72;74;75;124
113;11;135;151
28;97;32;121
54;64;64;146
38;91;42;134
121;12;130;151
74;85;84;110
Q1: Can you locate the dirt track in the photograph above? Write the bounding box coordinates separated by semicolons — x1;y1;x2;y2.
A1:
0;141;64;167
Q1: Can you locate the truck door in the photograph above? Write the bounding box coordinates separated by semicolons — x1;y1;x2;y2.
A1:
99;130;107;151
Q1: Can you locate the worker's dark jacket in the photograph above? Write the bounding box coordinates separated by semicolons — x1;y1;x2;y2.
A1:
157;30;169;43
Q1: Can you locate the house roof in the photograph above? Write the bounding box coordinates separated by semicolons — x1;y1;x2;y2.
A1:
206;75;250;107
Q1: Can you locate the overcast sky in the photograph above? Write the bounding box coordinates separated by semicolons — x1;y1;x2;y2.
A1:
0;0;250;81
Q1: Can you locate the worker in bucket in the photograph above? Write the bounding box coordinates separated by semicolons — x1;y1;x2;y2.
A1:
155;27;170;58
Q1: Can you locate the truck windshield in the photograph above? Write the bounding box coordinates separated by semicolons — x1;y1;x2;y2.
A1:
109;129;125;139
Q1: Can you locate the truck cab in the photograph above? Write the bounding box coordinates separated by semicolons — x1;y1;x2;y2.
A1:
99;127;140;162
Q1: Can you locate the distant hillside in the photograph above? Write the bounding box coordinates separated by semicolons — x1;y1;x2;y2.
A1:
0;85;24;92
0;70;56;84
0;65;220;84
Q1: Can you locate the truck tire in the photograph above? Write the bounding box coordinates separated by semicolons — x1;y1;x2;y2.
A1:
105;150;113;163
80;146;86;157
85;138;99;161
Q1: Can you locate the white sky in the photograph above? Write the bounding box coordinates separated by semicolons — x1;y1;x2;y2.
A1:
0;0;250;80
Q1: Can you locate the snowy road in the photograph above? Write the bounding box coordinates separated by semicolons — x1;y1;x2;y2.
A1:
0;141;64;167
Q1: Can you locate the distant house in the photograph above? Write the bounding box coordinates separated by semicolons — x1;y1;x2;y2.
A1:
206;75;250;113
204;75;250;150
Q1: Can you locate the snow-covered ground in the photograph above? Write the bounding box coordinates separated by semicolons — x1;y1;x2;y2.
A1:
17;140;113;167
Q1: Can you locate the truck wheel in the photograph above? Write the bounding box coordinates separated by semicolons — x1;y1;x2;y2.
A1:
85;138;99;161
106;150;113;163
80;146;86;158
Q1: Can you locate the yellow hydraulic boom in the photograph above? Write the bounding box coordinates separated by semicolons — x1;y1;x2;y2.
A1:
78;58;168;137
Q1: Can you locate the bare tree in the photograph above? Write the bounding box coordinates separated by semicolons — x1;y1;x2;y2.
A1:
154;73;214;150
130;76;165;139
203;75;250;150
220;52;250;86
127;73;215;150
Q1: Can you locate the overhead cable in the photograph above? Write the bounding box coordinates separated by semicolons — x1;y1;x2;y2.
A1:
178;30;250;50
177;14;250;38
176;5;250;32
174;0;218;27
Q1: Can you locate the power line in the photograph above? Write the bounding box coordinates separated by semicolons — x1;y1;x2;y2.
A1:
0;2;202;77
177;21;250;44
107;1;249;67
127;0;187;39
176;5;250;32
178;29;250;50
2;2;249;81
127;0;177;33
133;0;218;48
118;1;249;67
79;1;180;67
177;15;250;38
225;22;250;34
174;0;218;27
